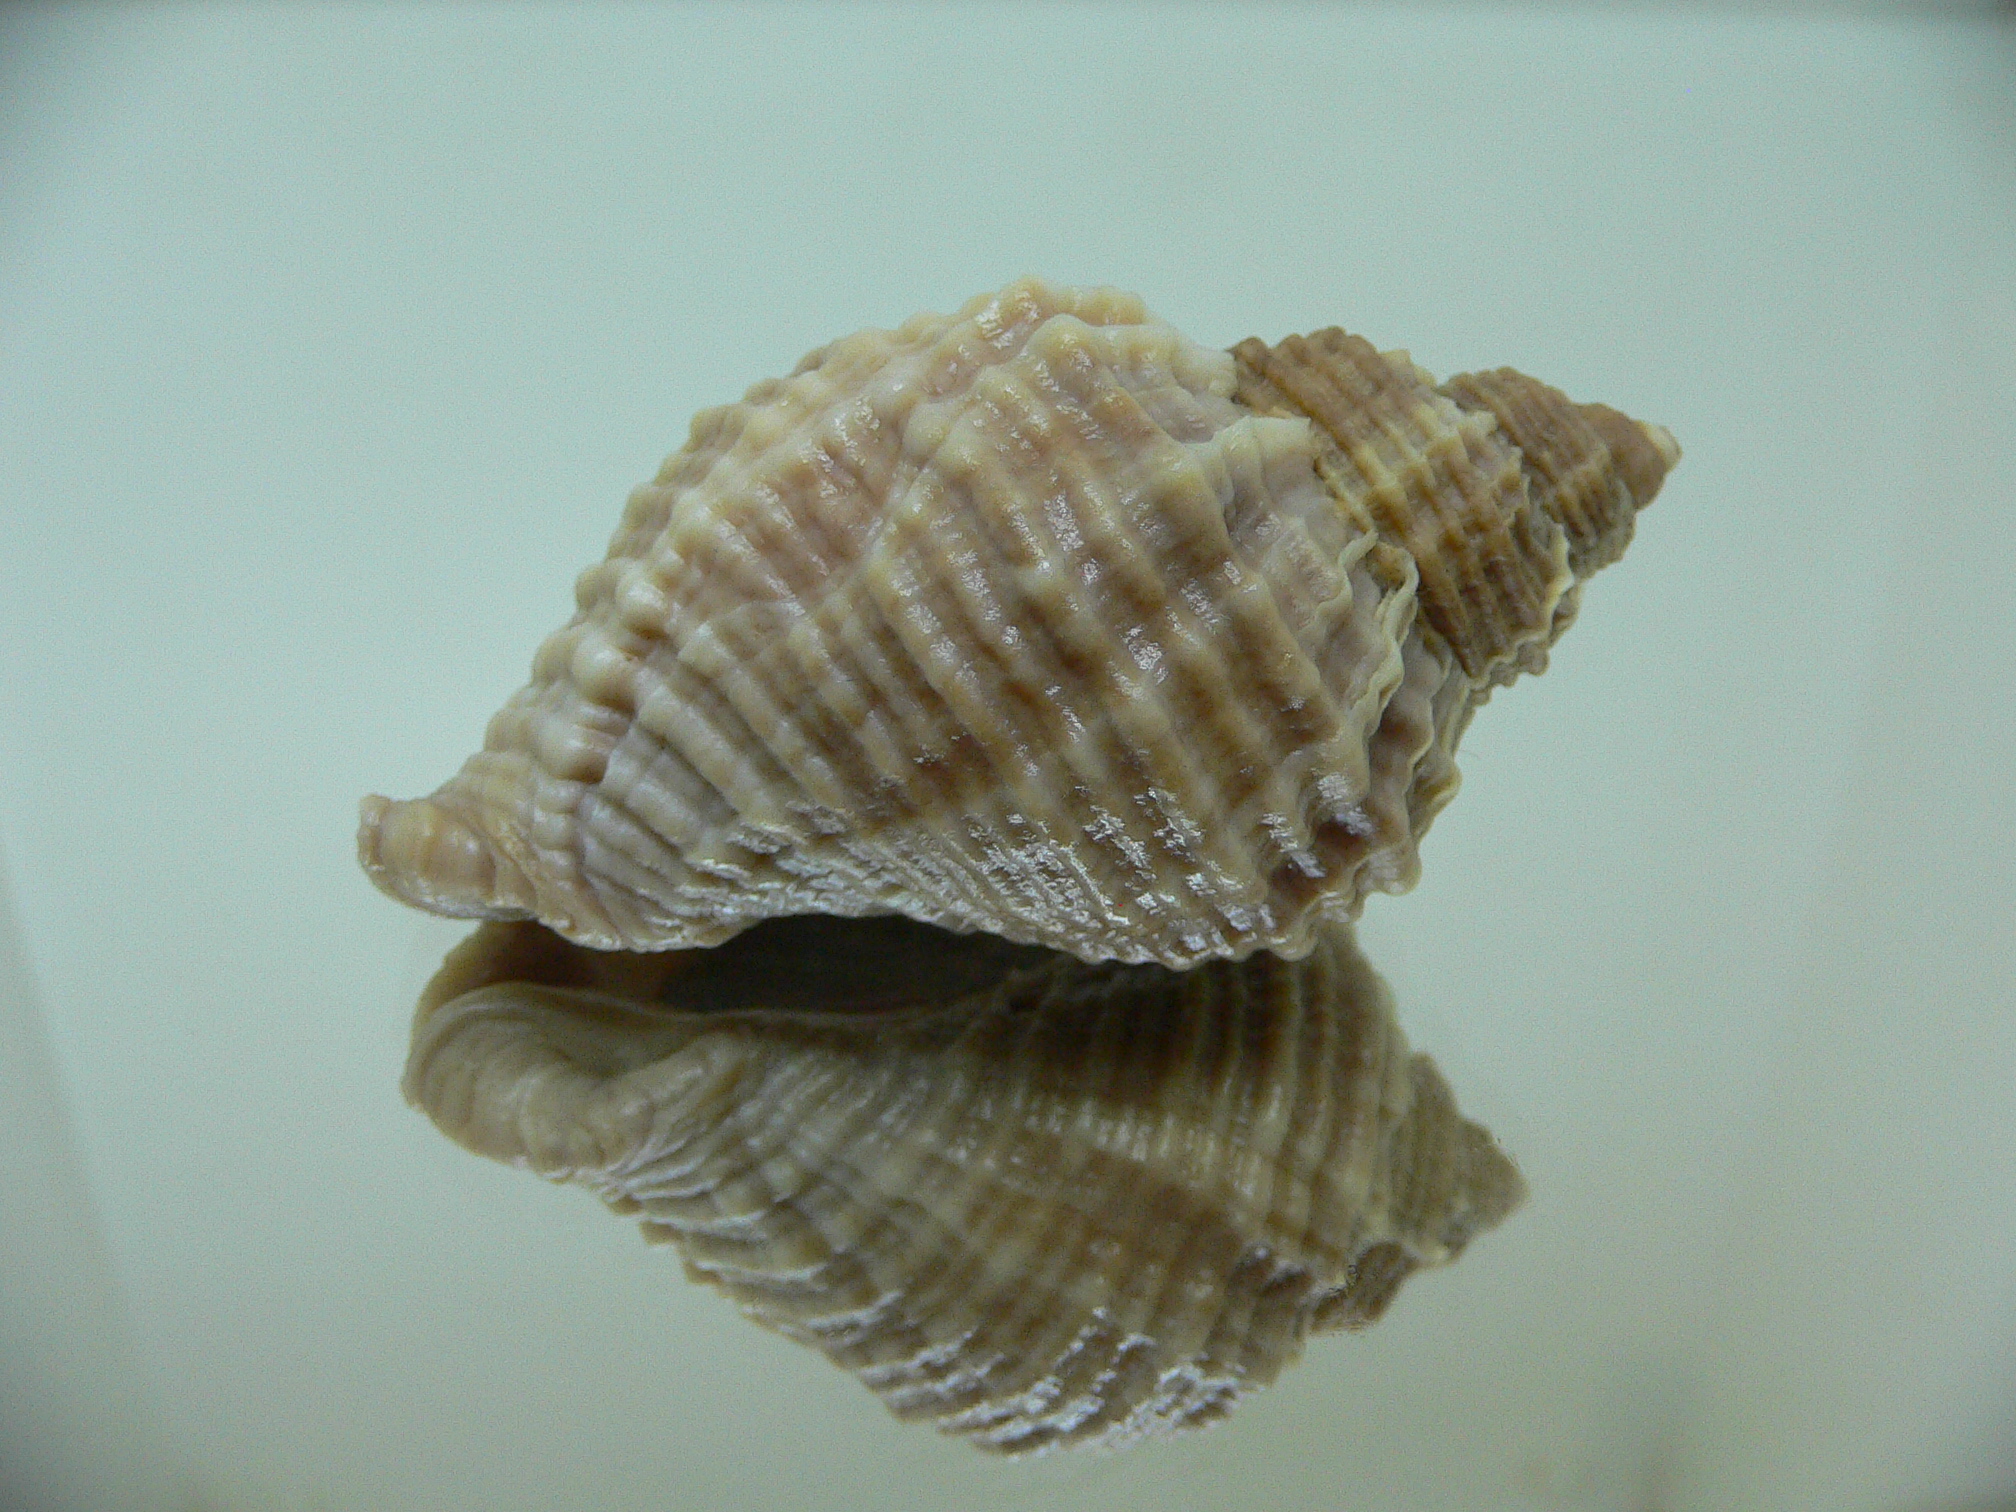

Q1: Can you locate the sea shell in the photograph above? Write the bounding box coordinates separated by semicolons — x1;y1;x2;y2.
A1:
358;278;1677;967
404;913;1524;1453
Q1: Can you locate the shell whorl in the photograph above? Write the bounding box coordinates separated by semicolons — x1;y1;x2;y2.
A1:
359;279;1677;966
404;914;1525;1454
1230;331;1677;685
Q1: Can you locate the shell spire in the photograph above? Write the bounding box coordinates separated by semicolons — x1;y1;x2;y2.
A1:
1230;331;1678;685
359;279;1678;966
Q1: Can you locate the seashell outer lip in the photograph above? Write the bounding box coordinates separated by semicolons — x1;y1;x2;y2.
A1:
359;279;1678;967
358;793;533;923
403;912;1526;1453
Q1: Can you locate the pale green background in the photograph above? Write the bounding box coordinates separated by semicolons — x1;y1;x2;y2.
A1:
2;5;2012;1511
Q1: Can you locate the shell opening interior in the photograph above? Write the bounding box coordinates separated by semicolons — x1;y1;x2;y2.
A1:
417;912;1060;1025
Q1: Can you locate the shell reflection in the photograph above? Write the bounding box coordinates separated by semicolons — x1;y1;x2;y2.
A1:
406;915;1524;1453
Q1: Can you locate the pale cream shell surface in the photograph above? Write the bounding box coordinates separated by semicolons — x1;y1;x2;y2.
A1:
405;915;1524;1454
360;279;1466;967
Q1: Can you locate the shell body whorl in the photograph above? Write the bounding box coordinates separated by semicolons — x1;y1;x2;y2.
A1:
360;279;1677;966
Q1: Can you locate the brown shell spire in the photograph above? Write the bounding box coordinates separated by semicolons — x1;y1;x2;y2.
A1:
1230;330;1678;686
